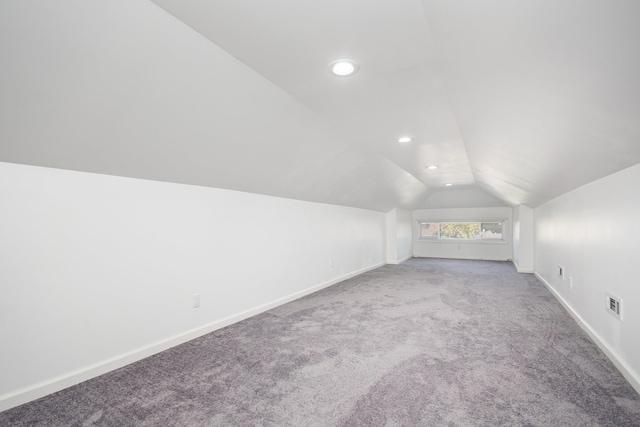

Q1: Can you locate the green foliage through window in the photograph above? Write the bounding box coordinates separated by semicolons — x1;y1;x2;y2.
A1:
440;223;479;239
419;221;504;240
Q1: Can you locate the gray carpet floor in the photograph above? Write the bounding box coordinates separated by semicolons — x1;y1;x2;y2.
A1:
2;258;640;426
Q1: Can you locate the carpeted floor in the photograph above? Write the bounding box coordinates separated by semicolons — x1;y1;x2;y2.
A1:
2;258;640;426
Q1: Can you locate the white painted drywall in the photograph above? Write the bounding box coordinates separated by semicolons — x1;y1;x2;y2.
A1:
386;209;398;263
417;186;509;209
0;162;386;410
412;207;513;261
534;162;640;392
385;209;413;264
396;209;413;262
0;0;428;213
513;206;521;266
512;205;534;273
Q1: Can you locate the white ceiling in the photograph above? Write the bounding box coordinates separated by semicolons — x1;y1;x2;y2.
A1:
1;0;640;211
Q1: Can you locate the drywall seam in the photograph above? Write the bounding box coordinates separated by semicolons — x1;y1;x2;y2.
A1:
0;262;384;412
535;272;640;396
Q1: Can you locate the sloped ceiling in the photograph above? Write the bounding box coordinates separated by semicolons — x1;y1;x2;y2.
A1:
422;0;640;207
1;0;640;211
418;186;509;210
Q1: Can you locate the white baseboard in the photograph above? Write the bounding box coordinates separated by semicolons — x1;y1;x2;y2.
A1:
387;255;412;265
397;255;412;264
0;262;384;413
512;260;534;273
535;272;640;395
414;255;511;262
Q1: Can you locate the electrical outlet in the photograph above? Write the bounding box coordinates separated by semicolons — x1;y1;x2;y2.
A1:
569;277;573;289
192;293;201;308
558;265;564;279
605;293;622;321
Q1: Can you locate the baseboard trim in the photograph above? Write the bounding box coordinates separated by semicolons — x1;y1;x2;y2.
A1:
512;260;534;273
414;255;511;262
0;262;384;413
397;255;412;264
387;255;412;265
535;272;640;395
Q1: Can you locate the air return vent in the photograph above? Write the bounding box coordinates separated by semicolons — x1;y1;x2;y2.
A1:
605;293;622;321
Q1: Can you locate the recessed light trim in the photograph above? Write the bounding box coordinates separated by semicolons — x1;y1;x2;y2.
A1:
426;165;439;170
444;183;453;186
398;136;413;143
329;59;359;76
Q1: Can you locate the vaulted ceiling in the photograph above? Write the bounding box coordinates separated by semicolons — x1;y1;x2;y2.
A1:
1;0;640;212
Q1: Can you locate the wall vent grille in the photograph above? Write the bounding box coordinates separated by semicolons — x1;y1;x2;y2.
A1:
605;293;622;321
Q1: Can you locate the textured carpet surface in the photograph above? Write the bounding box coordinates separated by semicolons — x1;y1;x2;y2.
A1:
2;258;640;426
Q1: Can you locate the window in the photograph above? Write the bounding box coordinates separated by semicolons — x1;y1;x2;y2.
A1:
419;222;439;239
418;221;505;241
479;222;503;240
440;222;479;239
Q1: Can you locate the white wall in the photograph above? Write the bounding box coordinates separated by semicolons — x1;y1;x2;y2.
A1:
0;162;386;411
386;210;398;263
412;207;513;261
512;204;534;273
386;209;413;264
417;186;509;209
534;162;640;393
396;209;413;262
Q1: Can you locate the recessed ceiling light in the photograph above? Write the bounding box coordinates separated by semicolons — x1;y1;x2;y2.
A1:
329;59;359;76
444;183;453;186
398;136;412;143
426;165;439;170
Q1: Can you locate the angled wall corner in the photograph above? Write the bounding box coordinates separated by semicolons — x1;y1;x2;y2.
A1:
386;209;413;264
513;204;534;273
